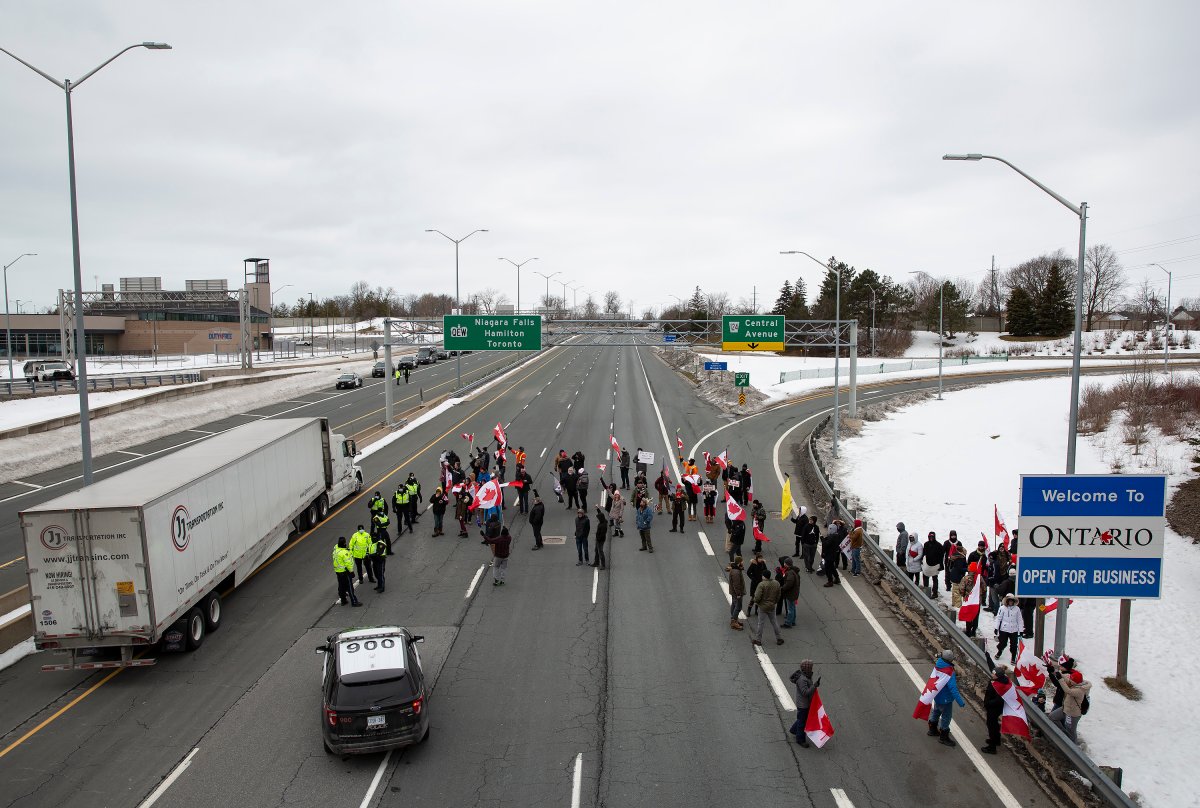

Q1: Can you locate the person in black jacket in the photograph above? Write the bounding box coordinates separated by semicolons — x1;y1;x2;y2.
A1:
746;552;770;616
921;531;945;597
790;507;809;557
529;492;545;550
619;448;631;489
590;506;608;570
981;664;1009;754
728;519;746;564
574;508;591;566
821;523;843;587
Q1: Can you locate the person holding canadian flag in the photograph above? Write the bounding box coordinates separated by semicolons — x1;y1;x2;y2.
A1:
981;660;1031;754
913;648;966;747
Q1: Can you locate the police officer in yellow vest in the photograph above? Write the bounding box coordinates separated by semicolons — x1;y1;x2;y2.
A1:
368;491;387;519
405;474;422;527
369;528;391;593
348;525;375;584
333;537;361;606
372;511;391;547
393;485;410;536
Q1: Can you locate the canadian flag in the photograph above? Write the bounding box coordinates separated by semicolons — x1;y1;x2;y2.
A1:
703;451;710;465
676;435;685;452
1014;641;1047;696
493;422;507;448
500;480;524;489
995;506;1012;552
682;473;702;493
597;464;607;472
726;497;746;522
610;435;621;455
469;478;502;512
913;664;955;720
752;524;771;544
461;432;474;443
1040;598;1074;614
443;465;453;490
958;572;983;624
993;678;1031;737
804;689;835;748
713;450;729;470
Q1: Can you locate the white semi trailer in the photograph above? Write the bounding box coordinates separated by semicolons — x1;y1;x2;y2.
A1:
20;417;362;671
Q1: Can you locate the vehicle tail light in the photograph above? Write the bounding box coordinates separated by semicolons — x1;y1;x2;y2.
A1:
324;705;338;727
411;696;423;715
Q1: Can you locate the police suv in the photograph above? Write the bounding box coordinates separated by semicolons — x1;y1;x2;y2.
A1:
317;626;430;755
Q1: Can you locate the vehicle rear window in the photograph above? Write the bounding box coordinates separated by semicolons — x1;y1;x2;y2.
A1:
332;673;416;709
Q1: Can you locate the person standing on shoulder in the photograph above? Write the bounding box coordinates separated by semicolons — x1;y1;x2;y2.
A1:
590;506;608;570
349;525;374;584
485;525;512;586
789;660;819;746
847;518;865;576
821;524;843;587
529;491;546;550
369;526;390;593
636;500;654;553
994;594;1024;663
981;663;1009;754
750;573;784;647
702;481;717;524
574;508;591;566
670;485;687;532
577;466;591;511
779;556;801;628
619;447;631;489
927;649;965;747
609;487;626;537
894;522;909;567
333;538;361;607
727;555;745;630
921;531;944;597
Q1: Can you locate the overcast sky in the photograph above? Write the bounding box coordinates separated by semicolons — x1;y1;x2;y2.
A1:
3;2;1199;316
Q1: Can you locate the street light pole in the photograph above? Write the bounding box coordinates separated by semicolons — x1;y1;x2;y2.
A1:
534;270;560;317
308;292;315;356
1150;263;1172;374
910;272;944;400
3;42;171;485
944;152;1087;657
426;228;487;389
3;254;36;381
500;257;537;314
781;250;842;458
865;284;877;357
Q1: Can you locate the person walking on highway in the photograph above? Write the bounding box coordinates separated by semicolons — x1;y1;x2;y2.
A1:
609;487;626;537
455;490;471;537
728;517;746;564
333;538;361;607
670;484;687;532
926;649;966;747
821;523;843;587
349;525;375;584
619;447;631;489
404;367;410;383
981;663;1009;755
779;557;800;628
393;485;410;536
394;366;401;385
636;500;654;553
789;660;819;746
746;552;769;616
750;573;784;647
574;508;591;566
590;506;608;570
485;525;512;586
847;518;865;577
529;491;546;550
727;555;745;630
428;486;449;537
405;473;422;524
654;470;670;513
369;527;391;593
368;490;387;519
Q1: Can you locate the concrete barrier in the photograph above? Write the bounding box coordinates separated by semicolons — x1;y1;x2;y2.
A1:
0;586;28;616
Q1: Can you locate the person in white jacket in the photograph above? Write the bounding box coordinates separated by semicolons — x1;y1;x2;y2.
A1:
904;533;923;583
994;594;1025;662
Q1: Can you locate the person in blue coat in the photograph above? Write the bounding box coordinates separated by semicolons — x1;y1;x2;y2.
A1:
928;648;966;747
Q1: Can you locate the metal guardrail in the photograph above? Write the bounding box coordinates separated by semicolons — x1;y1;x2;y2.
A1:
778;354;1008;384
1;372;202;397
803;415;1136;808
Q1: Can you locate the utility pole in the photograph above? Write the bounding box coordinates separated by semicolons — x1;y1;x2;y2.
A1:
989;255;1002;332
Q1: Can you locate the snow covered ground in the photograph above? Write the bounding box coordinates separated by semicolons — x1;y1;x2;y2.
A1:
834;374;1200;807
904;328;1197;359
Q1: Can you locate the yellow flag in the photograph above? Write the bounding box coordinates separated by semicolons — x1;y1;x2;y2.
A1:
780;476;794;521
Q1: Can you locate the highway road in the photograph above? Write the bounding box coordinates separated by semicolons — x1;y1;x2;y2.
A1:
0;343;1089;807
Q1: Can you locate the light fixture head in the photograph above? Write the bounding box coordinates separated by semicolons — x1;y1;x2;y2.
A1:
942;153;982;161
142;42;172;50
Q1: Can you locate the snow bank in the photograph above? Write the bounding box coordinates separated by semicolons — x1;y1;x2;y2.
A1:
835;374;1200;807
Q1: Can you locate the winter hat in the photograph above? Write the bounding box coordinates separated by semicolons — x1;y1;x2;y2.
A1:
733;555;743;565
928;531;936;539
940;648;955;663
1061;655;1076;670
896;522;905;531
909;534;918;543
1004;594;1017;604
829;524;838;533
968;562;979;573
1069;670;1083;684
949;530;958;539
854;518;862;527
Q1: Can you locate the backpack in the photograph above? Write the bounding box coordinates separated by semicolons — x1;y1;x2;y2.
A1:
1080;694;1090;715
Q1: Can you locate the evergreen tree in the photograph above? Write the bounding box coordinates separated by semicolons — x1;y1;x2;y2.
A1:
1006;287;1037;336
1036;263;1074;336
811;258;855;320
788;276;810;319
771;280;794;315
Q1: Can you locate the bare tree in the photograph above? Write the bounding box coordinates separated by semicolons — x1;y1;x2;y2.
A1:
1128;279;1164;320
1003;249;1074;298
603;290;621;315
732;296;757;314
640;307;656;321
1083;243;1126;331
469;287;511;314
704;291;731;320
583;295;600;318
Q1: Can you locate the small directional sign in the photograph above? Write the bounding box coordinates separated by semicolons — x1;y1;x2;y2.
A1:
738;392;746;406
722;315;784;351
734;372;750;387
663;333;678;343
703;361;728;371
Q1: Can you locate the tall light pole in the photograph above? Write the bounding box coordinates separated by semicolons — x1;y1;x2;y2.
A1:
1150;263;1172;374
534;270;560;317
426;228;487;389
911;272;944;400
499;257;537;314
308;292;315;356
944;152;1087;657
781;250;842;458
3;42;171;484
558;279;571;314
864;284;877;357
3;254;36;381
569;283;582;316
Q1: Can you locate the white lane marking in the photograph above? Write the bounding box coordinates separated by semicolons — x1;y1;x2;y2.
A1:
357;749;394;808
237;412;268;418
717;577;746;619
567;403;572;409
612;403;615;411
9;480;43;490
831;789;857;808
556;422;562;429
771;410;830;516
592;568;598;604
187;428;216;435
339;402;354;409
465;564;486;598
606;449;611;460
770;439;1022;808
609;422;613;430
754;646;796;712
540;447;547;458
115;450;145;457
633;348;682;484
137;746;199;808
571;753;583;808
284;399;313;404
696;529;715;556
523;404;529;410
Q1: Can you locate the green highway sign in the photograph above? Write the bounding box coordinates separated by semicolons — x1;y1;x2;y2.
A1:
722;315;784;351
443;315;542;351
734;372;750;387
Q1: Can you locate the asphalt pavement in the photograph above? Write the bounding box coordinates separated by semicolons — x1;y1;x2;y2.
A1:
0;344;1085;808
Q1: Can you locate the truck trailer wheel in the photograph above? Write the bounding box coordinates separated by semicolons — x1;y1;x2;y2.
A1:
317;494;330;520
202;592;222;633
354;473;363;493
185;608;206;650
304;501;320;530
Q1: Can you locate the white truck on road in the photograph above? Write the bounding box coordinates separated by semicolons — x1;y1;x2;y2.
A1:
20;417;362;671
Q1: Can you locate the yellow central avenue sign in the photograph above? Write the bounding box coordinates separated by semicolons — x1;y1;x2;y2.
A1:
721;315;785;351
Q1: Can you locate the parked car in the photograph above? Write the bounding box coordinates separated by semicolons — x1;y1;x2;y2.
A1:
23;361;75;382
317;626;429;755
371;361;387;378
336;372;363;389
396;355;417;370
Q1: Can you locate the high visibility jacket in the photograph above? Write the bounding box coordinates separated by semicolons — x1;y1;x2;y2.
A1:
394;489;410;507
513;451;526;467
373;513;390;530
333;546;354;573
369;496;385;514
405;482;420;499
348;531;372;559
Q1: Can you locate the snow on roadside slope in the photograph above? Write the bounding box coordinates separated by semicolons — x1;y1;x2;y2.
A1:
834;375;1200;807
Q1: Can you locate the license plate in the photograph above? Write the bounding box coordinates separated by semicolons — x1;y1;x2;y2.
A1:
367;715;386;729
